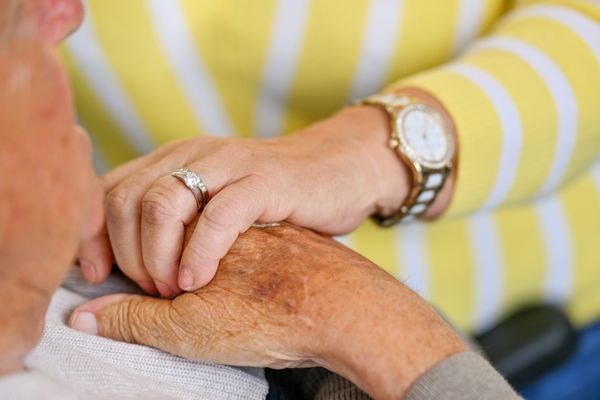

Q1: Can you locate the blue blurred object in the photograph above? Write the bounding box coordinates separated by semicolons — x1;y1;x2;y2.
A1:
519;319;600;400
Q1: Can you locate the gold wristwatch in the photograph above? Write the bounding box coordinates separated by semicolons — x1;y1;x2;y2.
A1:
360;93;456;227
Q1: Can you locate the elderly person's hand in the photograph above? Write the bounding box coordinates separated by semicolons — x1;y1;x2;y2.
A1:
70;223;466;399
78;90;455;297
0;0;102;374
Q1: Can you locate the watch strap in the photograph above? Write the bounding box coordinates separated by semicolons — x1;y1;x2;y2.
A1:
372;165;451;227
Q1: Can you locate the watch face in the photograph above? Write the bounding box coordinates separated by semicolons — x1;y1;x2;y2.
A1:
396;104;454;168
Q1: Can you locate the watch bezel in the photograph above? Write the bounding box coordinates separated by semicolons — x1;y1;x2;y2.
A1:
395;103;455;170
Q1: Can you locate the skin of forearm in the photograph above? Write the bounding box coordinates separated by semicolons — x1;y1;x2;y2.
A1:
310;265;468;399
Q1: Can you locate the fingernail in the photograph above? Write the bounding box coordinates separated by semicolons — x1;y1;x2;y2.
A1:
71;312;98;335
178;267;194;291
155;282;174;298
80;260;97;282
138;281;158;295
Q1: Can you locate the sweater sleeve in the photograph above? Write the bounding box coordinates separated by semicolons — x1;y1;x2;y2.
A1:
405;352;522;400
385;0;600;217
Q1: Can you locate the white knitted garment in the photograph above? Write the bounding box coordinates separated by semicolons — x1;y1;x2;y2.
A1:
0;269;269;400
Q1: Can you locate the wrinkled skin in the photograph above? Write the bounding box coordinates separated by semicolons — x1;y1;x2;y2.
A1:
0;0;102;374
77;106;412;297
71;223;467;398
94;224;339;368
77;87;456;300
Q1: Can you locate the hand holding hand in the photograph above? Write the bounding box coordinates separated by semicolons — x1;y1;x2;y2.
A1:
71;223;466;398
78;106;411;296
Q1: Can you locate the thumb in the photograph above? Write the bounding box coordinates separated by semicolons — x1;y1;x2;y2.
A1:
69;294;189;355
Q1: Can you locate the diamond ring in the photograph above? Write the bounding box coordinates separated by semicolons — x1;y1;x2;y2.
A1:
170;167;209;210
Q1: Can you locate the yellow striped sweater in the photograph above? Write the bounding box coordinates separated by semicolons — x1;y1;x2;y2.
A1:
62;0;600;333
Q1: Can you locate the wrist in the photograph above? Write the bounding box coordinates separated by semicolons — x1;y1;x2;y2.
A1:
333;105;411;217
344;87;458;221
309;264;467;399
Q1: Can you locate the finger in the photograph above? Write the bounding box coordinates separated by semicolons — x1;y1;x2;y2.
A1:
139;175;198;297
178;175;278;291
77;230;114;283
70;127;110;283
69;293;195;358
105;158;187;295
77;171;111;283
80;172;105;242
140;161;241;297
72;126;105;242
75;148;160;285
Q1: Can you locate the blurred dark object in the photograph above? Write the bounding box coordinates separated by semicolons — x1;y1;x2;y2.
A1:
519;319;600;400
474;305;578;389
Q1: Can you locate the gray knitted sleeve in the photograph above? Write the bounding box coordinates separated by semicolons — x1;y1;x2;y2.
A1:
405;352;522;400
279;351;521;399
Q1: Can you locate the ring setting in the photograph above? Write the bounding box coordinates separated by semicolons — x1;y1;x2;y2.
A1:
170;167;209;210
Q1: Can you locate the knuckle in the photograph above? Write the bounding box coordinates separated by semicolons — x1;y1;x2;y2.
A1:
115;300;137;342
101;295;202;354
102;296;150;344
127;300;154;343
202;201;238;233
99;297;135;342
171;293;205;328
104;189;131;222
142;187;180;226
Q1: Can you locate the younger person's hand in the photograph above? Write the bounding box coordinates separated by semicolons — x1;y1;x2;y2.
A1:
78;105;411;296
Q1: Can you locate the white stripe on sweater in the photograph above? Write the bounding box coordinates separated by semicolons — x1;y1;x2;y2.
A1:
469;213;504;331
448;63;523;210
535;196;574;304
469;36;579;197
254;0;311;137
66;1;155;154
501;4;600;64
146;0;235;137
397;223;431;300
592;160;600;196
453;0;487;54
347;0;404;101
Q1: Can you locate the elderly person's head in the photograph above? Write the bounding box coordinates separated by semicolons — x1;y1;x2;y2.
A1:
0;0;101;374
